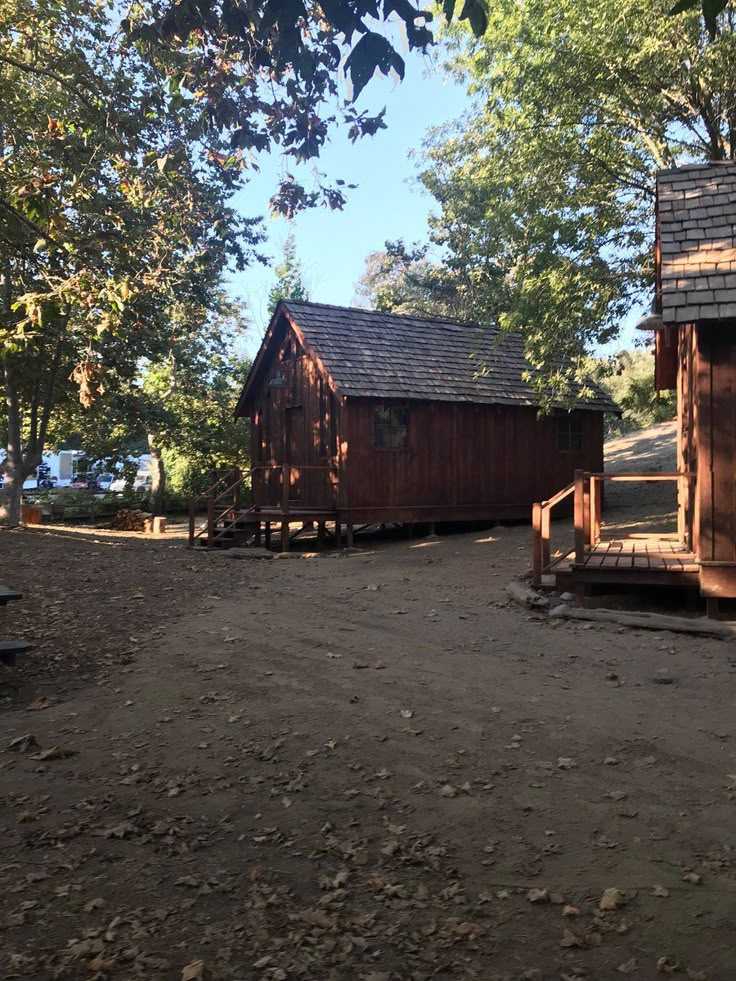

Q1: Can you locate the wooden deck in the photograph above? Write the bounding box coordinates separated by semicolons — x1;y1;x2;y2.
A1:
553;537;700;589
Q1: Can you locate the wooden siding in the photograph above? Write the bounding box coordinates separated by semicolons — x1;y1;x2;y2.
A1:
249;322;340;510
677;323;698;553
696;323;736;563
340;399;603;522
247;322;607;526
655;327;678;392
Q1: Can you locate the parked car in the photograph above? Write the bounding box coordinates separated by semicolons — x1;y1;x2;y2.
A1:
96;473;115;491
70;473;101;491
109;476;128;493
134;473;153;494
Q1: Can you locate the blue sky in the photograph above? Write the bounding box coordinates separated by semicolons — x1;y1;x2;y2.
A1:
229;51;643;358
229;52;468;354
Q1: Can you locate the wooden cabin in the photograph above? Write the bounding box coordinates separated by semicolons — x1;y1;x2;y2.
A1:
534;162;736;610
218;300;616;550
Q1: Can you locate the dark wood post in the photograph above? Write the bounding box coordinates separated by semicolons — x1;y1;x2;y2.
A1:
264;521;271;549
346;524;354;548
317;521;326;548
280;465;290;552
574;469;585;565
334;521;341;547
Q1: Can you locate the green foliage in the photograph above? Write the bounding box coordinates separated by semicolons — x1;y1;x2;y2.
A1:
415;0;736;397
596;349;676;435
356;240;467;319
48;296;252;509
268;234;310;312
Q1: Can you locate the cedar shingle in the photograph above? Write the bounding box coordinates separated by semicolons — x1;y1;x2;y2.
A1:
276;301;617;413
657;163;736;324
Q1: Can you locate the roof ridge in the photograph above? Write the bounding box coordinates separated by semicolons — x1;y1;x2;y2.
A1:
657;160;736;178
282;299;488;332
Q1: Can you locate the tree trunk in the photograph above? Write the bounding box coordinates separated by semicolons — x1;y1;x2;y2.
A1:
1;361;24;526
148;433;166;516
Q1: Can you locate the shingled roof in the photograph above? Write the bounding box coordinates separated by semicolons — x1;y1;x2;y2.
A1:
658;162;736;324
241;300;617;413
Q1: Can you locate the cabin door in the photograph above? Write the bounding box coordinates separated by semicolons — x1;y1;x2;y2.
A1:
284;405;303;503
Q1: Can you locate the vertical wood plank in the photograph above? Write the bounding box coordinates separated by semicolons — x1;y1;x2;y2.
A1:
574;469;585;564
541;506;551;573
590;476;601;545
532;503;542;585
697;325;714;561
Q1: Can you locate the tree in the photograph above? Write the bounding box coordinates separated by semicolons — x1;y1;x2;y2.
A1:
417;0;736;399
1;0;487;526
595;350;676;436
268;234;309;311
46;297;251;515
355;240;467;318
131;0;489;216
0;0;263;524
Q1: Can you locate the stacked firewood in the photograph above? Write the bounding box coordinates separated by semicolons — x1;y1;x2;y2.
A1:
110;508;153;532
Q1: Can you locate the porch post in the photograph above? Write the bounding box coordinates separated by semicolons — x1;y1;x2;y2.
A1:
589;476;601;545
532;503;543;585
281;465;290;552
574;469;586;565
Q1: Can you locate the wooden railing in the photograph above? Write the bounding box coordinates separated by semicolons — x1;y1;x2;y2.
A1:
532;480;576;585
188;466;246;548
532;469;694;586
188;463;338;549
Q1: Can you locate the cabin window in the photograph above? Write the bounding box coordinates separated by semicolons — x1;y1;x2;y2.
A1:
557;415;582;453
374;404;408;449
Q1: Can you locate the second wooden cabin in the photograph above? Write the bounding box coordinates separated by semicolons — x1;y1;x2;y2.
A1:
233;301;615;545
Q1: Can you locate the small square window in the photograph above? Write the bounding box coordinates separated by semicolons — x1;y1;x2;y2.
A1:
374;404;408;449
557;415;582;452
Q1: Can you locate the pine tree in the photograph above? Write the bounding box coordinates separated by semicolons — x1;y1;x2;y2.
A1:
268;235;309;312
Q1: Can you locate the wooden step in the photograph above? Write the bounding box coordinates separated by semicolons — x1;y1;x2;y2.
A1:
0;640;32;666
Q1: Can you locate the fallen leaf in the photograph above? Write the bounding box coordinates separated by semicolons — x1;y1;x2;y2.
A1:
657;956;679;974
26;697;51;711
599;887;626;911
181;960;206;981
558;757;577;770
562;905;580;917
8;734;39;753
439;784;457;798
559;928;583;948
682;871;702;885
400;709;413;719
617;958;639;974
31;745;77;761
526;887;550;904
652;885;670;898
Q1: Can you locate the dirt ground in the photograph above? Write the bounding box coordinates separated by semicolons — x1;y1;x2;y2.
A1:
1;426;735;981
